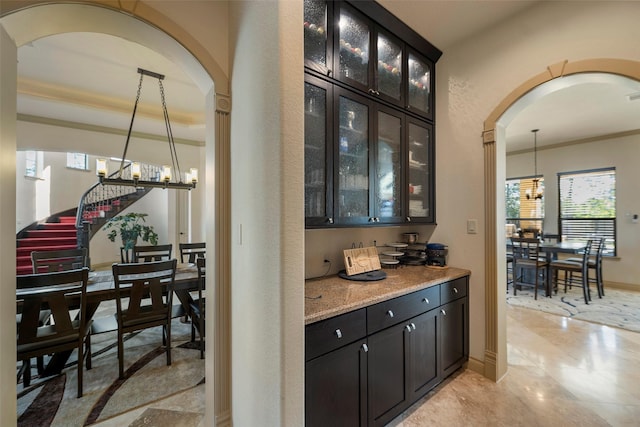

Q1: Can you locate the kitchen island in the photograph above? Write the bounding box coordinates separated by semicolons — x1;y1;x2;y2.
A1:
305;265;471;427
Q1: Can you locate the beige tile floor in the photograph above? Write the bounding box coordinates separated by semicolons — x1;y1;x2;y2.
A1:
390;304;640;426
92;304;640;426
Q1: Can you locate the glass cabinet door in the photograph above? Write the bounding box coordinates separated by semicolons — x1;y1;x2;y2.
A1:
374;108;403;223
336;92;370;223
407;119;433;222
304;0;331;74
305;77;332;226
336;5;370;90
407;50;432;119
376;31;403;104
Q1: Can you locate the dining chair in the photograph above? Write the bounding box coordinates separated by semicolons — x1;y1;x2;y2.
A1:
112;259;177;379
179;242;206;264
133;244;172;263
564;237;605;298
510;237;549;299
31;248;88;273
17;268;92;398
189;257;206;359
549;239;593;304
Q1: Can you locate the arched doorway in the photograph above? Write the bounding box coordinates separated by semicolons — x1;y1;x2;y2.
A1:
481;59;640;382
0;3;231;425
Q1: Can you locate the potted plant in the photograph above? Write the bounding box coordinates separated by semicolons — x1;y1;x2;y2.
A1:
103;212;159;250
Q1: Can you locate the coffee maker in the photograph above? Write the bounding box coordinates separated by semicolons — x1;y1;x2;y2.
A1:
426;243;448;267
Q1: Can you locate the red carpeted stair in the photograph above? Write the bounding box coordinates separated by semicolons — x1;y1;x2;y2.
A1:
17;216;78;275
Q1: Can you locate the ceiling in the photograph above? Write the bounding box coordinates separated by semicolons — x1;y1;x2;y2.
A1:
14;1;640;153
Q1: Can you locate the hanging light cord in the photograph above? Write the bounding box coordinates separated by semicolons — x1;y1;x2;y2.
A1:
118;71;145;178
159;79;182;182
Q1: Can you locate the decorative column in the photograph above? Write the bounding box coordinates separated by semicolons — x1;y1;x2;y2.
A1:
482;129;507;382
213;94;232;426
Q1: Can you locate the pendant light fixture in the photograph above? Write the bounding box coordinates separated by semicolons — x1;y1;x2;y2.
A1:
526;128;543;200
96;68;197;190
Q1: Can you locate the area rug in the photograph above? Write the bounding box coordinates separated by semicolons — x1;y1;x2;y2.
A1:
17;319;204;426
507;286;640;332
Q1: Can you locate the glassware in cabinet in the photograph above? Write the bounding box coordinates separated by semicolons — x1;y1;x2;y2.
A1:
305;78;332;226
304;0;331;75
374;108;402;222
407;119;433;222
376;31;403;103
336;5;370;89
337;95;369;222
407;51;432;118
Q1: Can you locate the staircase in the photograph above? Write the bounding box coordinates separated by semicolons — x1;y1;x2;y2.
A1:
16;162;158;275
17;216;78;275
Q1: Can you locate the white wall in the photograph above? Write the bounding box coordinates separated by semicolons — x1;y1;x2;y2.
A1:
229;0;304;425
507;133;640;288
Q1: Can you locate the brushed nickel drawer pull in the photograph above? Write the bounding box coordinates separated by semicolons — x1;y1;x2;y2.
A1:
334;329;342;339
405;325;412;332
361;343;369;352
387;310;394;318
441;309;447;316
453;287;459;294
422;297;429;304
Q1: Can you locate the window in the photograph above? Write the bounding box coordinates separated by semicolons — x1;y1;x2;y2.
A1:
505;176;544;234
24;150;40;178
559;168;616;255
67;152;89;170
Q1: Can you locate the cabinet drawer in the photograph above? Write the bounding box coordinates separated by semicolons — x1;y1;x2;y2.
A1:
440;277;468;304
367;286;440;334
306;308;367;361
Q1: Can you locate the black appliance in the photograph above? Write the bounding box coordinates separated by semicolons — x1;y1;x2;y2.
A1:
426;243;448;266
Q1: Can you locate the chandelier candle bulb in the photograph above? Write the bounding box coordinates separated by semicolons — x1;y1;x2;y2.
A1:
131;162;141;180
96;159;108;177
189;168;198;183
162;165;172;182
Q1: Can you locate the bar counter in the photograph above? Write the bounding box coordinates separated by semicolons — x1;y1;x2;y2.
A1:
305;265;472;324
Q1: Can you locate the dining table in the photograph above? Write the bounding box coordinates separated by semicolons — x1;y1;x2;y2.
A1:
18;262;200;376
508;239;587;297
538;240;587;261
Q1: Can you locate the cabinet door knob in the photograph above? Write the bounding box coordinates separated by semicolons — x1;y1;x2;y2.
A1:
327;217;334;224
405;324;412;332
411;323;416;330
361;343;369;352
453;287;458;294
441;309;447;316
386;310;394;318
406;216;412;222
422;297;429;304
334;329;342;339
369;217;375;222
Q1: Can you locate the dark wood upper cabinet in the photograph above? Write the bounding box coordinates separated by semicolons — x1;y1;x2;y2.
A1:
304;0;441;228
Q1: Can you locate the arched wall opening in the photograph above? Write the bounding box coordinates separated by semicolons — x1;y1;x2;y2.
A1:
0;3;231;425
481;59;640;382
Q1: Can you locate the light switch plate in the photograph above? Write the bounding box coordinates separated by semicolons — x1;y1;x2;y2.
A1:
467;219;478;234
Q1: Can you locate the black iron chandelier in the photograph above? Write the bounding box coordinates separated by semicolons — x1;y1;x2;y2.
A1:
96;68;197;190
525;129;543;200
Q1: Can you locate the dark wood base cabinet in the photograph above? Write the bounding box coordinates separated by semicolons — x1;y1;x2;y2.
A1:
305;276;469;426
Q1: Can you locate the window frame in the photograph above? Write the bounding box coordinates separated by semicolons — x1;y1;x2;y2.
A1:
66;152;89;171
505;175;545;234
558;167;616;256
24;150;42;179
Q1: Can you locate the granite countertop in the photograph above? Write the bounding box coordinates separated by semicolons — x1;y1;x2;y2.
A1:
305;265;471;325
